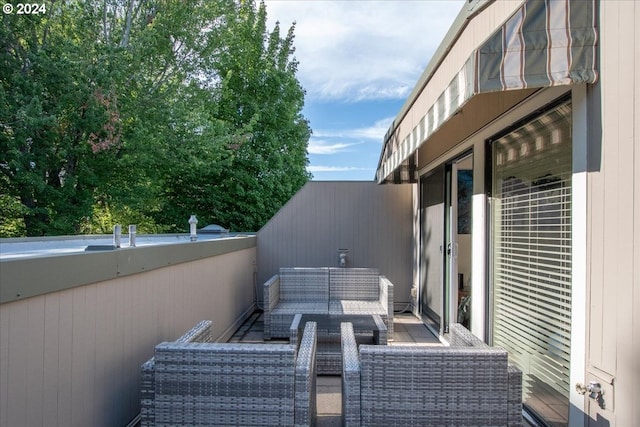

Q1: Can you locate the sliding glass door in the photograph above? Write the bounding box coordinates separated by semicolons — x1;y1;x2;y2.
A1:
447;155;473;331
420;154;473;335
419;167;445;332
490;100;573;426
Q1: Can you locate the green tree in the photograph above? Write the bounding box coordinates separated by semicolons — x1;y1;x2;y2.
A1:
155;0;311;232
0;0;310;236
0;7;113;235
207;1;312;231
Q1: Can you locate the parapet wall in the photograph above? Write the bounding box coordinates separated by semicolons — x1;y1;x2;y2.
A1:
0;237;257;427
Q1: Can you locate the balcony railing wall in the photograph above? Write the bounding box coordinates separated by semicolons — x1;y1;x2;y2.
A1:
0;237;256;427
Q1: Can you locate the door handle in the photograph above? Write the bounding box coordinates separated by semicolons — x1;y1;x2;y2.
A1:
447;243;458;257
576;381;606;409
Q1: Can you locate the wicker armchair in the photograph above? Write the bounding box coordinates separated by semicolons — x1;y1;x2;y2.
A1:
140;320;214;427
341;322;522;427
141;320;318;427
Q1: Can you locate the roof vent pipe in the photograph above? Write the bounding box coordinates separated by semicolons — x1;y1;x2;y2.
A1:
189;215;198;242
128;224;136;247
113;224;122;248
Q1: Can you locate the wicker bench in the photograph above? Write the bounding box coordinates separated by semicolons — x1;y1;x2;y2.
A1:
141;320;318;427
341;322;523;427
264;267;393;340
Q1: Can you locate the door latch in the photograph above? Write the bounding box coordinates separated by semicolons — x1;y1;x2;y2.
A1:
576;381;606;409
446;243;458;257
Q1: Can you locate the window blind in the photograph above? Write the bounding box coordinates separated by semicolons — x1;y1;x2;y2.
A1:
491;102;572;424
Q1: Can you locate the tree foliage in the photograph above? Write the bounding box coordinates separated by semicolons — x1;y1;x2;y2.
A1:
0;0;310;236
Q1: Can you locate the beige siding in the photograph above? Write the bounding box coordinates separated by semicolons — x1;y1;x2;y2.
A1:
386;0;639;424
0;247;256;427
585;1;640;426
257;181;414;302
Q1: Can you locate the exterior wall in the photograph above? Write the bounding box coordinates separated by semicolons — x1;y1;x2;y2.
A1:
0;240;256;427
383;0;640;425
257;181;414;303
584;1;640;425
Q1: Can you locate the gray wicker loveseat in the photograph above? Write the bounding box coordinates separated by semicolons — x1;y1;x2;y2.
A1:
141;320;318;427
263;267;394;340
341;322;522;427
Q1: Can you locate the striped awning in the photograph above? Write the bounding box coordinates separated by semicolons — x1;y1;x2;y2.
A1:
376;0;598;184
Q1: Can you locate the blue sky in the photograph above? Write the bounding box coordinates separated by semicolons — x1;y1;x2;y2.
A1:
262;0;465;180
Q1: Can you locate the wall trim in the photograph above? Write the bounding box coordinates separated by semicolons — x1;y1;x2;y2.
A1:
569;84;588;425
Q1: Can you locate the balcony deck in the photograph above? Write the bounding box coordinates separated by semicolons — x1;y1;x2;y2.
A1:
228;311;441;427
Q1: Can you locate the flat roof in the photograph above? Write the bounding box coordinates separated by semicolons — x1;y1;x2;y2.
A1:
0;233;253;260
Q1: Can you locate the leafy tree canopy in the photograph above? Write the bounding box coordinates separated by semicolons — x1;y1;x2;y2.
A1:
0;0;311;236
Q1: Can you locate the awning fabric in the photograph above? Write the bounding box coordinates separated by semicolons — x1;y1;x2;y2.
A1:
376;0;598;184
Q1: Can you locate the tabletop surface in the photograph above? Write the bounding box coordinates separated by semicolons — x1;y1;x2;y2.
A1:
294;313;384;331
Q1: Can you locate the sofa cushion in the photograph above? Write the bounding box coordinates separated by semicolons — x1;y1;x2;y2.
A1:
329;268;380;301
272;301;329;315
280;267;329;302
329;300;386;317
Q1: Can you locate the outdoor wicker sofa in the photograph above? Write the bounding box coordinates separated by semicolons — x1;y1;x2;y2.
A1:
341;322;523;427
263;267;394;340
141;320;318;427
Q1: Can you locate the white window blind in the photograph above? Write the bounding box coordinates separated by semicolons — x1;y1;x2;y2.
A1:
491;101;572;424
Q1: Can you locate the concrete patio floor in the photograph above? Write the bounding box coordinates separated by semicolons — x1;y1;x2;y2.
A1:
228;312;441;426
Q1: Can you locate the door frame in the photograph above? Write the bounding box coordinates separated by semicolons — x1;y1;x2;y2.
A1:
444;151;473;333
419;150;473;336
418;166;445;334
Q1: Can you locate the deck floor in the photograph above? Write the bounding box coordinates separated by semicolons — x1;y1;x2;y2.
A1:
228;312;441;426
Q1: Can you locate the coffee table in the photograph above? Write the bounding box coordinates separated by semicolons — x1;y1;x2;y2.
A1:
289;313;387;375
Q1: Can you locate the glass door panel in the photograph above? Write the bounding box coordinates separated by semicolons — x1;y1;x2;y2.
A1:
490;101;572;426
419;167;445;332
453;156;473;330
445;154;473;333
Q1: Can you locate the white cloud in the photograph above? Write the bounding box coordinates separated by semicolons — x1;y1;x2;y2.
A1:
313;116;395;142
308;140;361;155
263;0;465;101
308;165;374;173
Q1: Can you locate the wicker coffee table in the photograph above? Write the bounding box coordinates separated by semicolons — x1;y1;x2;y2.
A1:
290;313;387;375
